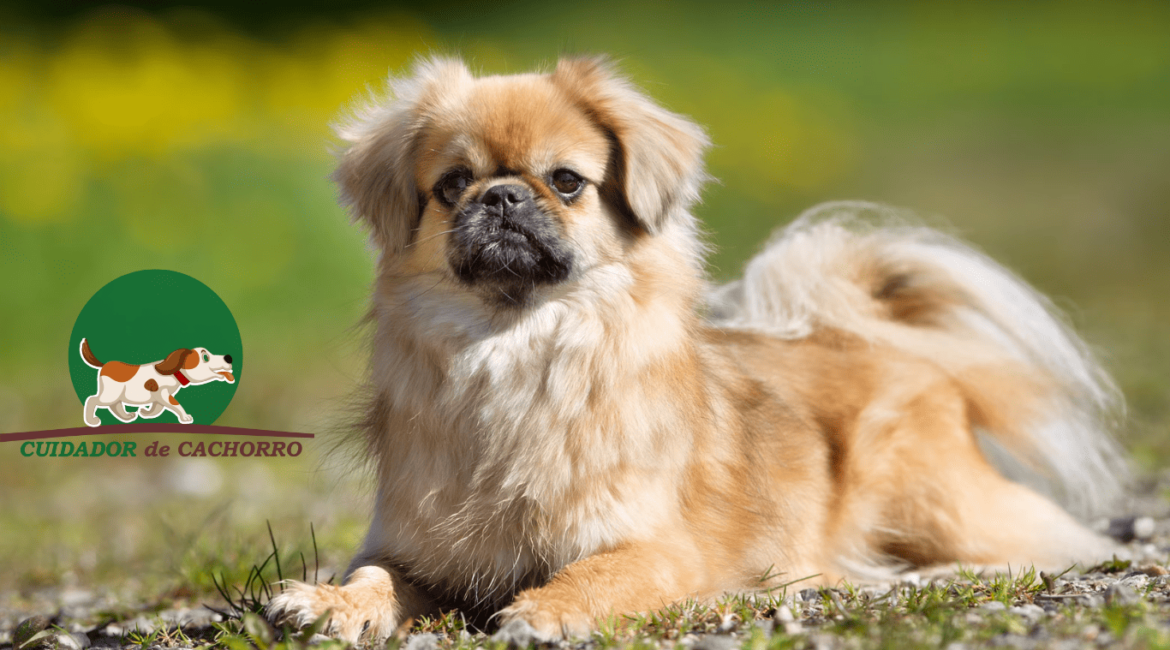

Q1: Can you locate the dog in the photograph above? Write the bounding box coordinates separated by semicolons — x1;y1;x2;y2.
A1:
79;339;235;427
266;56;1127;641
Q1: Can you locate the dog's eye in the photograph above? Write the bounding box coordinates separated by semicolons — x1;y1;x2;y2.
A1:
203;354;209;362
435;169;473;206
550;169;584;196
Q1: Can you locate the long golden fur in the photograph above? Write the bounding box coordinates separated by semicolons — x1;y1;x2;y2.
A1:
267;56;1127;642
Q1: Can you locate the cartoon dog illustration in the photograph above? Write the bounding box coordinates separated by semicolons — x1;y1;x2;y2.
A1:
79;339;235;427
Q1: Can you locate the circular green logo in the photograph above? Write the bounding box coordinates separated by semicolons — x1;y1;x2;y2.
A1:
69;270;242;427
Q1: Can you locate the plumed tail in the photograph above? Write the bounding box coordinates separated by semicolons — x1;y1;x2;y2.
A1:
80;338;103;369
708;201;1127;516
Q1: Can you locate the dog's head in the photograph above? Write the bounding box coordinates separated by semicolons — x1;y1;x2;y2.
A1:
334;56;710;307
156;347;235;384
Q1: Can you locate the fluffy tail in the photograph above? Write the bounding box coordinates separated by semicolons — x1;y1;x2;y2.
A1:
708;201;1127;516
80;338;103;368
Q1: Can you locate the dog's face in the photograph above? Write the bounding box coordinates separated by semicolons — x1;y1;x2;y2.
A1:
181;347;236;384
333;57;710;307
420;76;610;302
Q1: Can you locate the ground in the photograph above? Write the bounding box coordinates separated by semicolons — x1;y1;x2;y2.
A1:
4;472;1170;650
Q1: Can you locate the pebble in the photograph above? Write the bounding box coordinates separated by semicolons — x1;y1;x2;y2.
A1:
106;607;222;636
773;605;795;623
1009;604;1046;622
692;634;739;650
13;616;53;650
1104;583;1140;606
979;601;1007;613
56;634;89;650
1077;594;1105;608
1106;516;1157;542
403;632;438;650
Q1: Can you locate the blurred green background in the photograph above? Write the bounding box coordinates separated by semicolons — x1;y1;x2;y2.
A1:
1;0;1168;604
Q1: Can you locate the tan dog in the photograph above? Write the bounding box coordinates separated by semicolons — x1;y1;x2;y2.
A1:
267;57;1126;641
80;339;235;426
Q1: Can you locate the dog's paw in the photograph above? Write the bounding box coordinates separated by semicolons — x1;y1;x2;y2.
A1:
496;594;596;641
178;414;194;424
266;570;400;643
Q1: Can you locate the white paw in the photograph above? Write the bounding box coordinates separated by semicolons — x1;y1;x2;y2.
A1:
179;414;194;423
497;596;596;641
83;415;101;428
266;579;400;643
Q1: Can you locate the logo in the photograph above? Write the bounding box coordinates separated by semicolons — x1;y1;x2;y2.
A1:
68;270;242;427
0;268;311;459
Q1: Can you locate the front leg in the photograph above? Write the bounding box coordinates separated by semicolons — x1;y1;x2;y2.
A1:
498;539;704;640
159;389;193;423
266;564;436;643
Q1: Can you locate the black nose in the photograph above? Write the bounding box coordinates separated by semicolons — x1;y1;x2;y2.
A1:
224;354;233;364
480;184;532;210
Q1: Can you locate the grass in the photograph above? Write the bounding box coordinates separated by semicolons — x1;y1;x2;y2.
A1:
2;3;1170;650
10;516;1169;650
49;522;1156;650
177;539;1170;650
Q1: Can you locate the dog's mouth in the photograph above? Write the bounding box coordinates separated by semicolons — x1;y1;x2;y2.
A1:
449;204;574;301
218;371;235;383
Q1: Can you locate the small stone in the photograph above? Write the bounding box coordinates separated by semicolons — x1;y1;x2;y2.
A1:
979;601;1006;613
1104;583;1140;606
1009;604;1045;621
799;588;819;602
1106;516;1156;543
13;616;54;650
1138;564;1167;577
1134;517;1156;540
404;632;439;650
1077;594;1105;608
692;634;738;650
772;605;795;624
57;634;89;650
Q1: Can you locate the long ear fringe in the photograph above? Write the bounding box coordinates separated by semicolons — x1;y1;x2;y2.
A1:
551;56;711;234
331;56;474;255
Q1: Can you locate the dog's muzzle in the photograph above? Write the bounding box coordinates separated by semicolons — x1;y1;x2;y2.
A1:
449;184;574;293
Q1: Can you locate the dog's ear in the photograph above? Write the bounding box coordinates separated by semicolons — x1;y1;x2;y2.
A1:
552;56;710;234
333;57;475;255
156;349;194;376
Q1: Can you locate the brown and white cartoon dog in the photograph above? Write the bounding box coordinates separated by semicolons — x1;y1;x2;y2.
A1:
79;339;235;427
